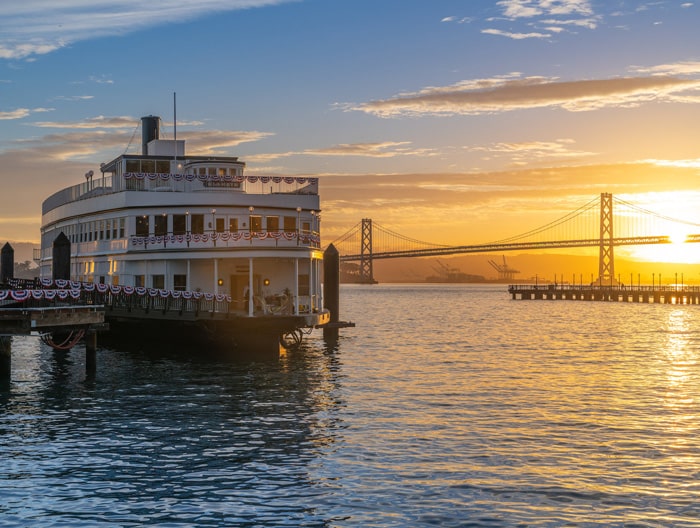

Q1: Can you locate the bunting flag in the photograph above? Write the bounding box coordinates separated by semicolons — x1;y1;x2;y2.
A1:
124;172;317;186
21;280;233;303
130;230;320;246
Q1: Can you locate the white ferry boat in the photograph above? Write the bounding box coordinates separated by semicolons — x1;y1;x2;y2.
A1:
37;115;330;355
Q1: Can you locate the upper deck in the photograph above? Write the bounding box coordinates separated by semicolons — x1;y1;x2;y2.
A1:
42;171;319;215
42;117;318;216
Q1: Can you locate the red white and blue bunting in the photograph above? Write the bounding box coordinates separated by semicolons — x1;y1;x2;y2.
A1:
3;280;231;303
124;172;318;186
129;231;320;246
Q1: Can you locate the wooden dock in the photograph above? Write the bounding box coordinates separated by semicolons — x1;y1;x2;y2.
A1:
508;284;700;304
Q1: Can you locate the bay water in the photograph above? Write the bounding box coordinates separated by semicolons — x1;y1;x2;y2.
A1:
2;283;700;526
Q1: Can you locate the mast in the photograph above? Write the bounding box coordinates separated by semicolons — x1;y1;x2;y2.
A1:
173;92;177;167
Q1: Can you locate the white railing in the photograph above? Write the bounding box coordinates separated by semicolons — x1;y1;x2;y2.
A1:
43;172;319;214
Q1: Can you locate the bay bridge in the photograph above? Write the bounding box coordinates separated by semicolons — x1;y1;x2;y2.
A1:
330;193;700;284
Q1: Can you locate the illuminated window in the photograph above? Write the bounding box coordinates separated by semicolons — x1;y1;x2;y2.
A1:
266;216;279;232
284;216;296;232
229;218;239;232
173;214;186;235
249;215;262;232
136;216;149;236
191;214;204;234
215;218;225;233
154;215;167;236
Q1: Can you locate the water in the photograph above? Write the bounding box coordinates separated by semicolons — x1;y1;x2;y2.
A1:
2;284;700;526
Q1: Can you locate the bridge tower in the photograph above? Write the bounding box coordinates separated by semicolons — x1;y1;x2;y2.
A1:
360;218;375;284
597;192;616;286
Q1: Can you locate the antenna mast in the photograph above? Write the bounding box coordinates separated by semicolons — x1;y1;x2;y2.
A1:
173;92;177;168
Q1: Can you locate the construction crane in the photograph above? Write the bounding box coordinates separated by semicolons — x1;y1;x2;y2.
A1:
488;255;519;281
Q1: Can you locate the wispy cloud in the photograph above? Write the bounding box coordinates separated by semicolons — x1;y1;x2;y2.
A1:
3;115;273;159
479;0;599;39
246;141;436;162
482;28;551;39
0;107;52;120
471;139;596;165
0;0;296;60
352;73;700;117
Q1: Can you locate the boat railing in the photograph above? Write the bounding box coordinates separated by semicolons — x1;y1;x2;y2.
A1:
2;280;318;317
43;172;319;214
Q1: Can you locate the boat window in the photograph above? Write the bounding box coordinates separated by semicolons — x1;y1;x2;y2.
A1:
218;168;226;176
99;221;105;240
298;274;309;296
229;218;238;232
126;160;140;172
141;160;155;174
105;220;111;240
135;275;145;287
154;215;167;236
249;215;262;232
266;216;280;232
136;215;149;236
302;221;311;234
156;160;170;173
152;275;165;289
173;214;186;235
119;218;125;238
208;167;217;176
284;216;296;232
215;218;225;233
173;274;187;291
191;214;204;235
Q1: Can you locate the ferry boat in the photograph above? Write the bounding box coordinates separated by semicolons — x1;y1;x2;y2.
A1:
37;115;330;355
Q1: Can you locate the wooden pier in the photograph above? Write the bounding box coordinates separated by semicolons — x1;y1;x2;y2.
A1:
508;284;700;304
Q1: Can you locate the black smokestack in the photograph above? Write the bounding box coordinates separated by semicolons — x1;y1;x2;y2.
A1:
141;115;160;155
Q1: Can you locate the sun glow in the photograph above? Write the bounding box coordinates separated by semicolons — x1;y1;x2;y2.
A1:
623;192;700;264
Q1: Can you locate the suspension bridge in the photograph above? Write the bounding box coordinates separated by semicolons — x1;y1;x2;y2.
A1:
330;193;700;284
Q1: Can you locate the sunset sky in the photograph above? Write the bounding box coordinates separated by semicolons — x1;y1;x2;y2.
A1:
2;0;700;264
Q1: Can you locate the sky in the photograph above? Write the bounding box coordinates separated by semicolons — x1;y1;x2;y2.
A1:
2;0;700;265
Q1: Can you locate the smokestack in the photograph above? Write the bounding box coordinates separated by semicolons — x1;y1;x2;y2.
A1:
141;115;160;155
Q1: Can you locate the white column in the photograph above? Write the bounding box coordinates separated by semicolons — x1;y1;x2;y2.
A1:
248;257;254;316
309;257;315;311
214;258;219;294
294;258;299;315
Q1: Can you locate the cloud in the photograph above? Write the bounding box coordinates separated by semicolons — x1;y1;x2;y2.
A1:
482;28;551;39
245;141;437;163
352;74;700;117
0;0;297;60
497;0;594;19
471;139;596;165
0;107;52;120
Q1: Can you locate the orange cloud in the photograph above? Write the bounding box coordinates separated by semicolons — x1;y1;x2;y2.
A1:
354;75;700;117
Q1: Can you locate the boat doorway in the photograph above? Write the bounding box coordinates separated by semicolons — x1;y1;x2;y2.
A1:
231;274;261;312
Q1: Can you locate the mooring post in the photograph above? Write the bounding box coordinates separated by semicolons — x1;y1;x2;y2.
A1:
0;336;11;384
52;232;71;281
323;244;340;340
85;330;97;374
1;242;14;283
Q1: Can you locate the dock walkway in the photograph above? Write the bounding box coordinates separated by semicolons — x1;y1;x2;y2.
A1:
508;284;700;304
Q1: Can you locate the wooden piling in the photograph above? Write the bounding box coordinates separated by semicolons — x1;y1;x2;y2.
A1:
0;336;11;383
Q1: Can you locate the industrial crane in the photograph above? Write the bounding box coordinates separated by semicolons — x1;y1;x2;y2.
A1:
488;256;519;281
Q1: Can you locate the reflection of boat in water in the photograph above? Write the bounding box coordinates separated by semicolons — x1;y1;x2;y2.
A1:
37;114;329;355
425;260;485;283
